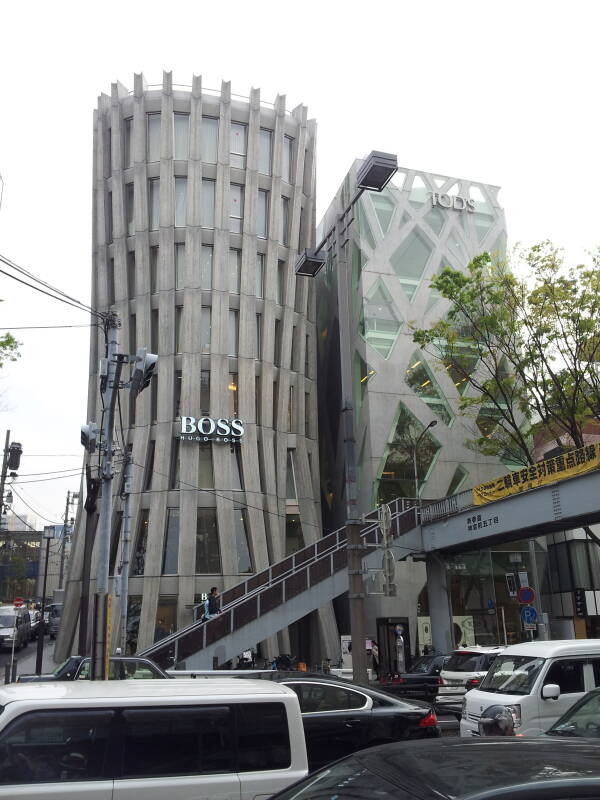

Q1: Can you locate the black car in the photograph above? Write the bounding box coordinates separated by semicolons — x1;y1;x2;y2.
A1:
17;655;169;682
235;672;439;772
271;737;600;799
379;654;449;700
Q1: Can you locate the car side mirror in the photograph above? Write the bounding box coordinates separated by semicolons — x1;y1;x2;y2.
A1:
542;683;560;700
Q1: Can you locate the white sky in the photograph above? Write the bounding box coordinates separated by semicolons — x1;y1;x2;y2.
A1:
0;0;598;524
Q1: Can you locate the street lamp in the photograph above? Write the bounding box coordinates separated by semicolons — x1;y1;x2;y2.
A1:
35;527;56;675
412;420;438;502
295;150;398;684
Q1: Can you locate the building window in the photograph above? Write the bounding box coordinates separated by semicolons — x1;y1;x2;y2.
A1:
201;116;219;163
282;136;294;183
125;183;135;236
286;450;297;500
288;386;294;432
274;319;281;367
305;333;310;377
127;250;136;297
259;129;272;175
200;369;210;414
110;513;122;576
230;184;244;234
272;379;278;429
196;508;221;574
175;177;187;227
132;510;149;576
107;257;115;305
229;249;241;294
123;118;133;169
234;508;253;573
175;306;183;354
143;440;155;492
255;253;264;298
200;306;211;353
154;597;176;642
276;261;285;305
148;178;160;230
200;245;213;290
105;126;112;178
126;596;142;655
202;179;215;228
291;326;298;372
255;375;261;424
175;243;185;289
147;113;161;162
285;514;304;556
151;309;159;355
230;122;247;169
169;438;180;490
257;190;269;238
228;372;238;417
174;369;182;418
105;191;113;243
129;313;137;355
162;509;179;575
150;246;158;293
198;445;214;488
256;314;262;359
280;197;290;246
305;392;310;435
173;112;190;160
231;446;244;491
151;375;158;423
229;309;239;357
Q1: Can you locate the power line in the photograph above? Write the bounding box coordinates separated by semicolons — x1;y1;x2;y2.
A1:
10;471;82;485
0;325;94;331
13;468;84;478
24;454;81;458
0;265;98;317
10;487;61;525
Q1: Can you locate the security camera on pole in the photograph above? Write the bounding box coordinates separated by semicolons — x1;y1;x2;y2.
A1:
80;312;157;680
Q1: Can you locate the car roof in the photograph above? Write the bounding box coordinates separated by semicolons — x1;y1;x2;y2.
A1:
448;645;505;655
496;639;600;659
0;678;294;705
354;738;600;799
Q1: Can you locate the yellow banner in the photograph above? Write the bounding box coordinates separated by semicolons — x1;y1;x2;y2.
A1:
473;443;600;506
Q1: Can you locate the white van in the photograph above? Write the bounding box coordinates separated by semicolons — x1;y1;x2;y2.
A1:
0;678;307;799
460;639;600;737
437;646;505;716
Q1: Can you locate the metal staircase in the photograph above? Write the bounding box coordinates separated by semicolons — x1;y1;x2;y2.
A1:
139;498;418;669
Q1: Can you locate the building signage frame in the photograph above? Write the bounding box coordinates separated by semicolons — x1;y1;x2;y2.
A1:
430;192;475;212
179;416;244;443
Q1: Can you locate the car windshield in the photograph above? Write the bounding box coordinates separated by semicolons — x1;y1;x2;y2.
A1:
410;657;436;674
272;760;399;799
548;691;600;737
0;615;15;628
479;655;545;695
444;652;490;672
52;659;72;676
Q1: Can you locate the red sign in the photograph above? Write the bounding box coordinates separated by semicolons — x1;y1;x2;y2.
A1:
13;597;24;608
517;586;535;604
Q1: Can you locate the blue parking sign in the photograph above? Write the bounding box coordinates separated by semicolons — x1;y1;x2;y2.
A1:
520;606;538;625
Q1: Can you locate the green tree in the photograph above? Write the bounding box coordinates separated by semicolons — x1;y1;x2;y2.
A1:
0;331;19;369
413;242;600;466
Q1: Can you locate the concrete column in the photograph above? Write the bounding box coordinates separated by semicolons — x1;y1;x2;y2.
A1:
426;553;454;653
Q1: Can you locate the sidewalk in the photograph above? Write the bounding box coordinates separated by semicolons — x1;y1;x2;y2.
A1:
7;639;59;678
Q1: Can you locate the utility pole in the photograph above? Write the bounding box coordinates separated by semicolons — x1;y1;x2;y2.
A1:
59;492;71;591
92;314;123;680
0;431;10;527
78;467;100;656
35;527;54;674
119;455;132;654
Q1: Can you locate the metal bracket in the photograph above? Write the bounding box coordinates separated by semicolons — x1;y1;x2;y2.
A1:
348;593;365;599
347;544;368;551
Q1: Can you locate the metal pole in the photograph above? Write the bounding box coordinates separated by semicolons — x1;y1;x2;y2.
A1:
92;314;122;680
528;538;547;640
335;213;368;684
35;534;51;675
120;456;132;654
58;491;70;590
0;431;10;529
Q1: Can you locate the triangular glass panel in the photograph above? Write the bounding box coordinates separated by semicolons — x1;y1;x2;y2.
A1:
357;197;377;250
370;191;395;234
433;176;447;188
359;279;402;359
474;210;495;243
390;228;433;301
353;351;376;419
424;206;445;236
447;231;468;265
405;351;453;425
409;175;429;208
447;465;468;495
425;258;447;314
476;405;503;438
398;211;411;230
390;171;407;190
376;402;441;501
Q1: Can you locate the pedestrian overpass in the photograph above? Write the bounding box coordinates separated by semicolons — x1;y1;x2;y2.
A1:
140;466;600;670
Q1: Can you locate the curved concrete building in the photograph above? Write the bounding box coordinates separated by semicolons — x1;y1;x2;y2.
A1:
60;72;338;662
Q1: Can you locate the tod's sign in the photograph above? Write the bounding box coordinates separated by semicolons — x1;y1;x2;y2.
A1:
179;416;244;443
431;192;475;212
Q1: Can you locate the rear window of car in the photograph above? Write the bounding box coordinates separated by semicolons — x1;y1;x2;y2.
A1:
273;760;401;799
444;652;490;672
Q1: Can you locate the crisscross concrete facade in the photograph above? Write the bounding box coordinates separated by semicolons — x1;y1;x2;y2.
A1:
58;72;339;662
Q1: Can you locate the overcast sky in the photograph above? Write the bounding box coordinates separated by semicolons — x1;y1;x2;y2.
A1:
0;0;598;525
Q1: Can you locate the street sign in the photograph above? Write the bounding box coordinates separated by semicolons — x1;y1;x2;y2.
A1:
518;586;536;604
520;606;538;625
13;597;23;608
524;623;536;631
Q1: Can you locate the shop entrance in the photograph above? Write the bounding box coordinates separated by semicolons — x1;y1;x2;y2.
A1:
376;617;411;675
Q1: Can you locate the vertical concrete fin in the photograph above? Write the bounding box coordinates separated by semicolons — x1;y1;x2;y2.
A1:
192;74;202;99
162;70;173;95
134;73;147;97
221;80;231;104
